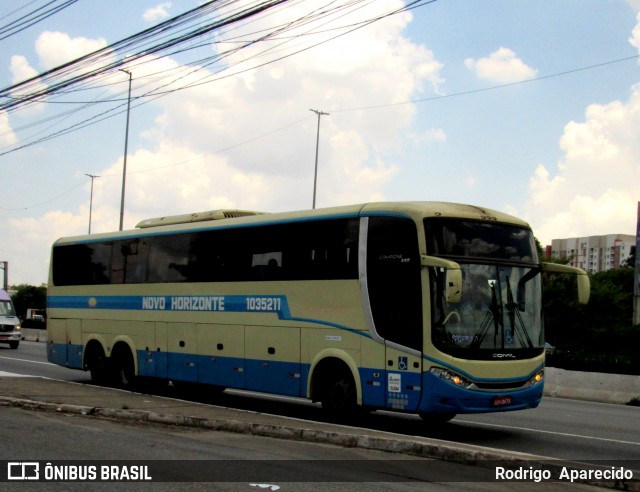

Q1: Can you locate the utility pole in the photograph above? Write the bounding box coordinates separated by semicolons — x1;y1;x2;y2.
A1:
0;261;7;290
119;69;132;231
634;202;640;325
310;109;329;209
85;174;100;234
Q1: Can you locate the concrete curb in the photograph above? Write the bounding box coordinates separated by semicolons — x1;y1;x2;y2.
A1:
1;395;637;490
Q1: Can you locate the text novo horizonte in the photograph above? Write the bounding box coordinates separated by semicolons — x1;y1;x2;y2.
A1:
142;296;225;311
141;295;283;313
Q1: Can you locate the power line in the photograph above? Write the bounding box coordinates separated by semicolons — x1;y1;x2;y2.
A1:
0;180;86;210
332;53;640;113
0;0;437;157
0;0;294;111
3;45;637;211
0;0;79;41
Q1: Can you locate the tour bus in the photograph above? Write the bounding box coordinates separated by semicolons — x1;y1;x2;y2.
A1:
47;202;589;421
0;289;21;349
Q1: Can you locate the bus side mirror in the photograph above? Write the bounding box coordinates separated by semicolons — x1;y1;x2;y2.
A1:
576;272;590;304
421;255;462;304
541;262;591;304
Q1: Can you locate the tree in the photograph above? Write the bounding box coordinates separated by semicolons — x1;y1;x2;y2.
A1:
623;245;636;268
543;267;639;374
10;284;47;320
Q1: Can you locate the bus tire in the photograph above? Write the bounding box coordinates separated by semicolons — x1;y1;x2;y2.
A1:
85;343;109;385
316;361;357;415
111;343;136;390
419;412;456;423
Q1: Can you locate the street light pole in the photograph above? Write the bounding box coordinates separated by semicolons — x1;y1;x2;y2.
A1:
0;261;7;291
85;174;100;234
119;69;132;231
310;109;329;209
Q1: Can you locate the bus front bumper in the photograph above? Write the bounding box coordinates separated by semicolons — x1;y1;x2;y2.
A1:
420;371;544;414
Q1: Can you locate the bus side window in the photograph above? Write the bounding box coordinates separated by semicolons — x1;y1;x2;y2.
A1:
52;243;111;285
110;238;149;284
147;234;190;283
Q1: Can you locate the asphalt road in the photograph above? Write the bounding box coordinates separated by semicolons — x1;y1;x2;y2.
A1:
1;341;639;464
0;406;605;491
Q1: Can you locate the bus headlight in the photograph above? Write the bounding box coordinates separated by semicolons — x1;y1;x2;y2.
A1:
528;370;544;386
430;367;470;388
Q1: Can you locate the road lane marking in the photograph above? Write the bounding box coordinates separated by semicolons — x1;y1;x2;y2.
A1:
0;355;56;366
455;418;640;447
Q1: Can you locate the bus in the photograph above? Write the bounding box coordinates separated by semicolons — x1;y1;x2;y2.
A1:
47;202;589;421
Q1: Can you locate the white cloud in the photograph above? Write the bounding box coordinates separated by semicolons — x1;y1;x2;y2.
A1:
6;210;86;286
521;84;640;245
0;111;17;146
35;31;108;71
409;128;446;145
143;2;172;23
6;33;110;119
627;0;640;12
465;47;537;83
10;55;39;85
6;1;444;285
8;56;48;115
630;11;640;53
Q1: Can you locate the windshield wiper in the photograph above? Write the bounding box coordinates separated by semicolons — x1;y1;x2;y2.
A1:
506;277;533;349
471;281;502;348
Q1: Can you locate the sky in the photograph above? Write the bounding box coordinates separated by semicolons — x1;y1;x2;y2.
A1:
1;0;640;286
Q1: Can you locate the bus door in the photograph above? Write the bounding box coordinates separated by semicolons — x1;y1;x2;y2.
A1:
366;216;424;411
385;345;422;412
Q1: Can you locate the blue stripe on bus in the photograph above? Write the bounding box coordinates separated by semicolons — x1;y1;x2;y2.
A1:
47;294;370;338
49;341;542;412
48;295;291;315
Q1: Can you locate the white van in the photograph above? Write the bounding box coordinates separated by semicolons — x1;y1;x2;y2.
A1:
0;290;21;349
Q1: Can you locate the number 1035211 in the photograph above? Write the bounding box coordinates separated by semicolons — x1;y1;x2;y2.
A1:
246;297;281;311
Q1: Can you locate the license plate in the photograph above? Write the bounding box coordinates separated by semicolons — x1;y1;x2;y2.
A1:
0;335;7;340
492;395;512;407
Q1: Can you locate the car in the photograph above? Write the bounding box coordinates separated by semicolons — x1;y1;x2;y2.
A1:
0;290;21;349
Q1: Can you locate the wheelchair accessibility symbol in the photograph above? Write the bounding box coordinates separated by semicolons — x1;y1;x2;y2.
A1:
398;356;408;371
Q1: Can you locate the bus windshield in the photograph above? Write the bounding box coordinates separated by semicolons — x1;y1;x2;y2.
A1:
425;219;543;359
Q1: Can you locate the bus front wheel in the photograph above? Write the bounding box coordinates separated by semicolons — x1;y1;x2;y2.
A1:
318;364;357;415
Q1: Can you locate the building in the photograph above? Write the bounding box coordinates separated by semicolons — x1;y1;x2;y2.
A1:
549;234;635;273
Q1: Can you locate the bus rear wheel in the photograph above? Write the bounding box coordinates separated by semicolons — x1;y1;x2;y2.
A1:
111;344;136;390
86;344;109;385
